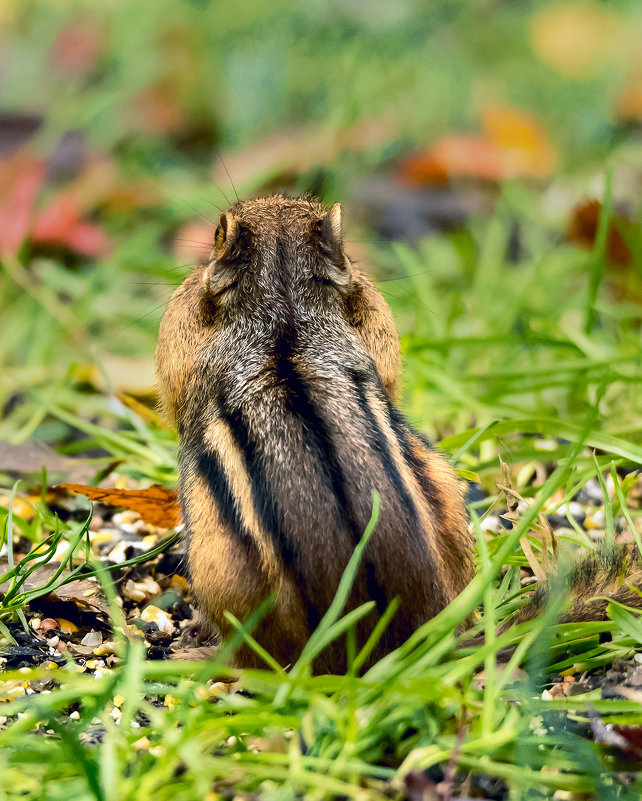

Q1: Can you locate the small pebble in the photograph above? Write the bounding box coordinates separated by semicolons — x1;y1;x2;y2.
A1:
123;580;146;603
534;439;558;452
123;576;161;603
141;605;175;635
112;510;143;532
577;480;605;506
480;515;502;534
106;540;135;563
88;515;104;531
89;529;119;546
53;541;71;561
585;508;605;530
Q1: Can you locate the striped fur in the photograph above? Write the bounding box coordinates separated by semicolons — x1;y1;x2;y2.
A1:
156;195;473;672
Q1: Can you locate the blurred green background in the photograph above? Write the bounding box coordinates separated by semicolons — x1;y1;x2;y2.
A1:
1;0;641;467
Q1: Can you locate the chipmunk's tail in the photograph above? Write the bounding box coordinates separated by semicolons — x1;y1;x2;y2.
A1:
499;547;642;634
469;548;642;661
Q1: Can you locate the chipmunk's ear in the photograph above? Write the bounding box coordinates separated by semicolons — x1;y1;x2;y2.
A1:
319;203;351;281
320;203;343;255
213;212;239;261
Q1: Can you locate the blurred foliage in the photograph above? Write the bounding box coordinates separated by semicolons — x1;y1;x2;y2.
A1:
2;0;640;158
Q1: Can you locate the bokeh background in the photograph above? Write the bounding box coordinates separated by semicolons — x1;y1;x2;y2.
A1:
1;0;641;468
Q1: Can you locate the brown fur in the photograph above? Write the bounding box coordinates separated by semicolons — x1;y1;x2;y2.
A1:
501;547;642;633
156;194;474;673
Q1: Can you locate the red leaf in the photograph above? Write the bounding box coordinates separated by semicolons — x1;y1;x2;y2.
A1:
32;193;109;258
51;18;104;75
0;159;45;256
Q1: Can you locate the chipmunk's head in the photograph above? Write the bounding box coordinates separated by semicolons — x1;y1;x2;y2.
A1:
199;194;351;325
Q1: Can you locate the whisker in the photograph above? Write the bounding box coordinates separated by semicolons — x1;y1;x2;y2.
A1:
215;150;239;203
173;238;213;246
127;281;177;287
105;300;173;344
180;202;217;227
377;269;437;282
201;197;225;214
376;287;436;316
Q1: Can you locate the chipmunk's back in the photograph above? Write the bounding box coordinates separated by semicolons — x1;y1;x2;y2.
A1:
156;195;474;671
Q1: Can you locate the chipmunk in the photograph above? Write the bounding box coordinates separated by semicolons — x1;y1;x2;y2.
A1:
155;194;474;672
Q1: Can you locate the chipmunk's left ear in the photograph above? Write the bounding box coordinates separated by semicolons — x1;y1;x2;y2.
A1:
213;212;240;262
319;203;351;279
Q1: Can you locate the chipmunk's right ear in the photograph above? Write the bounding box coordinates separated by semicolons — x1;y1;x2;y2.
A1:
212;212;240;262
319;203;344;259
318;203;351;285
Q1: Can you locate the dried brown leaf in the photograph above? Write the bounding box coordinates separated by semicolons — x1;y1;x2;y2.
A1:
0;560;109;617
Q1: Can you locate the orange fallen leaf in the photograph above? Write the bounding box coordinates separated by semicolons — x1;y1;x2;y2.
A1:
0;157;45;256
481;106;557;179
400;134;505;184
0;152;111;258
400;105;556;185
60;483;180;528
